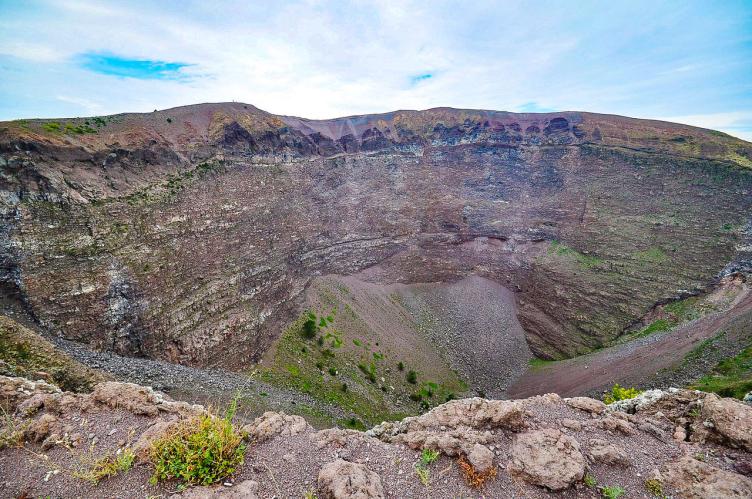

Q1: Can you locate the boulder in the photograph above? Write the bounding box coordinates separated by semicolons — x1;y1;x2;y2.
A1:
133;419;180;462
0;375;60;413
242;412;310;442
663;455;752;498
697;393;752;451
25;413;57;443
467;443;494;473
318;459;385;499
587;438;630;466
565;397;606;415
507;428;586;491
599;416;636;435
91;382;161;417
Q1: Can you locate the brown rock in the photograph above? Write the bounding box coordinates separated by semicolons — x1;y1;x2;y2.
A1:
25;413;57;442
318;459;385;499
587;438;630;466
467;443;494;473
91;382;161;416
599;416;636;436
170;480;259;498
663;455;752;498
507;428;586;491
561;419;583;431
242;412;310;442
699;394;752;451
565;397;606;415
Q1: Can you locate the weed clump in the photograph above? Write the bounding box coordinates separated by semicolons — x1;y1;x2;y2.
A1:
584;473;597;488
457;454;497;488
603;384;642;404
149;408;245;485
645;478;665;497
406;370;418;384
74;448;135;484
601;485;625;499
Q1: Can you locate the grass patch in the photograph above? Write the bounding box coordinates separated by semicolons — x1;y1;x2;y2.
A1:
74;448;135;484
255;309;463;425
0;316;104;392
150;405;245;486
634;247;669;264
601;485;625;498
690;344;752;399
549;240;603;269
528;357;555;369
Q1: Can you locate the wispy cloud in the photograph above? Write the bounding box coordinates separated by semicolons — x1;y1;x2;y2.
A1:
0;0;750;137
77;52;192;80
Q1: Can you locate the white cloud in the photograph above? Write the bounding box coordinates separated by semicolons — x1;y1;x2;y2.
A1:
0;0;750;131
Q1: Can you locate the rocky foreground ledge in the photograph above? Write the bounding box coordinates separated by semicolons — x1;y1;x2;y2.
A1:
1;375;751;498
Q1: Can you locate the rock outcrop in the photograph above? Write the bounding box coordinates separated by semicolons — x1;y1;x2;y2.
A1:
317;460;385;499
2;376;752;498
2;103;751;370
507;428;586;490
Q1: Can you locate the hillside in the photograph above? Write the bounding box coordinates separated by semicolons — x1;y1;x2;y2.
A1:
1;103;752;425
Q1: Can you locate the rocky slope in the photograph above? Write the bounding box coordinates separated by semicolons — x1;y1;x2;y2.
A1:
2;103;752;376
2;374;751;498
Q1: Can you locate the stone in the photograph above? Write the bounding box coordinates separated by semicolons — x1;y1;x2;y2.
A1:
467;443;494;473
565;397;606;415
587;438;630;466
697;393;752;451
318;459;385;499
26;414;57;442
663;455;752;498
561;419;583;431
170;479;259;498
91;382;160;417
242;412;310;442
599;416;636;436
507;428;586;491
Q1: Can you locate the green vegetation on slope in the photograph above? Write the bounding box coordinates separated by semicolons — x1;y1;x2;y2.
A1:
0;315;106;392
253;309;465;427
548;240;604;269
612;295;716;346
691;344;752;399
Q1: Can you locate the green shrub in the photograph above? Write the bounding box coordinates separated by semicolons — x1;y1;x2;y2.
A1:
603;384;642;404
601;485;625;499
42;122;61;132
397;361;405;371
301;312;318;339
150;412;245;485
421;448;440;466
584;473;597;488
406;370;418;384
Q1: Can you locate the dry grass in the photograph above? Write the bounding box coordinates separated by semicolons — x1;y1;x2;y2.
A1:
457;455;497;488
73;447;135;484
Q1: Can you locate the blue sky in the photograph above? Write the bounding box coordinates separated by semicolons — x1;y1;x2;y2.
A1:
1;0;751;140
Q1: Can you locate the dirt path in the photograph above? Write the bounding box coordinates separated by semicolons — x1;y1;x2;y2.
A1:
508;285;752;398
